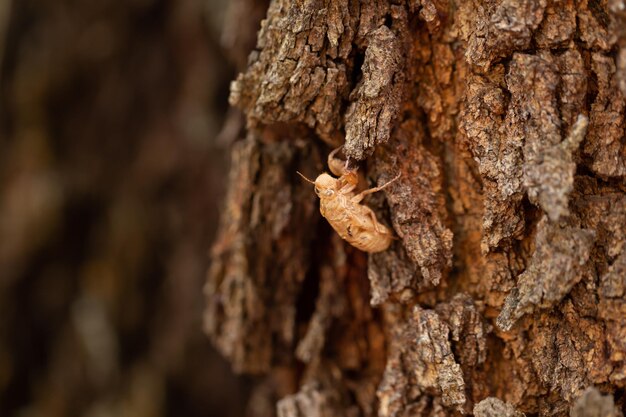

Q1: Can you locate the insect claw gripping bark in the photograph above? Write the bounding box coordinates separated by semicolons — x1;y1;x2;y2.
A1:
300;147;400;253
327;146;348;177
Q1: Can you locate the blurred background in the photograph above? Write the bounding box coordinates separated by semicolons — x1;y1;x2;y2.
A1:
0;0;266;415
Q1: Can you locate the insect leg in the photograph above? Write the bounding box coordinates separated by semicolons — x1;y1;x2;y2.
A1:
328;146;346;177
360;205;389;234
338;170;358;189
351;172;401;204
339;181;357;195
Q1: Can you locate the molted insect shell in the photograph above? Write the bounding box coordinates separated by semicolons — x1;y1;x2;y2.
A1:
300;165;398;253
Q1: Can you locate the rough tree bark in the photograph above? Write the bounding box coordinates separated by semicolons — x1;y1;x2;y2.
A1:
206;0;626;416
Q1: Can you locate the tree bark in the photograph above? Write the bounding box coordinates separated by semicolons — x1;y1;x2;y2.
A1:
207;0;626;416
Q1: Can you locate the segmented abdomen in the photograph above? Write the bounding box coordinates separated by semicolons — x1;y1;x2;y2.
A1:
319;197;392;253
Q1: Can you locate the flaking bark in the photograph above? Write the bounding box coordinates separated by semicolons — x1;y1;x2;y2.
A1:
473;397;525;417
207;0;626;415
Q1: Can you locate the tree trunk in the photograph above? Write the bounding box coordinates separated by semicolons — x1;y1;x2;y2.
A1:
206;0;626;416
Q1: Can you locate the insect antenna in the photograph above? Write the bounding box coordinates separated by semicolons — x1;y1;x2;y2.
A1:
296;171;316;184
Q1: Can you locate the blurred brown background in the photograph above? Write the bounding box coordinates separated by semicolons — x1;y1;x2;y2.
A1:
0;0;261;415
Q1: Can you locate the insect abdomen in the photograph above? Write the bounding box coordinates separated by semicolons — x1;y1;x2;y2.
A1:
320;199;392;253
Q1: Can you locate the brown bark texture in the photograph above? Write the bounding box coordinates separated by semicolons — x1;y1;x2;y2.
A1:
207;0;626;416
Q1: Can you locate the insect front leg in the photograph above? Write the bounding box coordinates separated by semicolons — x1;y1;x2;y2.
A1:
338;170;358;191
351;172;401;204
328;146;350;177
338;180;357;195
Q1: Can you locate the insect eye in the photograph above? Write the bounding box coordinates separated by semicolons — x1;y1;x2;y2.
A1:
314;187;320;194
